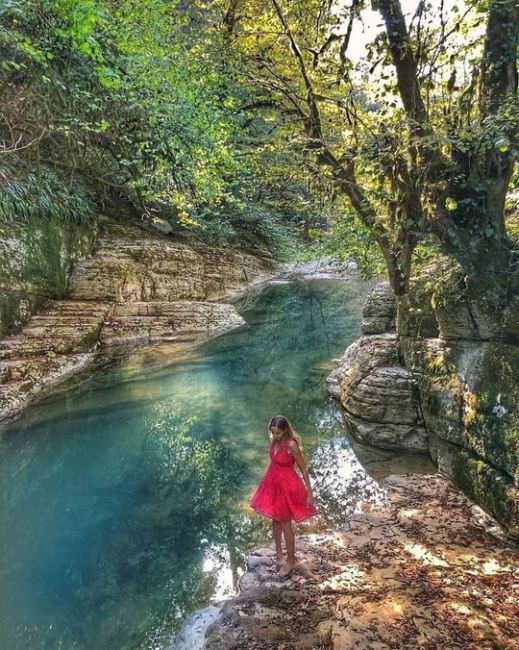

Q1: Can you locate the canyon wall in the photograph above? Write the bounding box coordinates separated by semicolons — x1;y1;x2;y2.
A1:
329;279;519;538
0;216;273;426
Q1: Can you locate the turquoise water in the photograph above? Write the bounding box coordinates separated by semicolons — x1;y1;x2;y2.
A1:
0;279;433;649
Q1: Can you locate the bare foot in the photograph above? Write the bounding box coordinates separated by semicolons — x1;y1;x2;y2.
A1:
277;561;296;577
275;554;285;568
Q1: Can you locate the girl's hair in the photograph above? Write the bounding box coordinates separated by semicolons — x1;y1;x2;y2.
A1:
268;415;303;448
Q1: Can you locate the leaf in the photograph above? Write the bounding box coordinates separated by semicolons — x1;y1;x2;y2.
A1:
495;138;510;153
445;197;458;211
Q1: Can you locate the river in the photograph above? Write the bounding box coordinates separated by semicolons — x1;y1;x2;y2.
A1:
0;277;433;649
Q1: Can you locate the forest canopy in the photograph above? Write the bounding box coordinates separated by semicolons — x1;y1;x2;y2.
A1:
0;0;315;252
1;0;518;298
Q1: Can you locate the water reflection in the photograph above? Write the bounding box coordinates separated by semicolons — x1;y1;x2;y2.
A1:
311;437;390;528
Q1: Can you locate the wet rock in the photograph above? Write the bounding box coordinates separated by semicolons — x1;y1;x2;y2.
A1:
251;547;275;557
0;352;94;424
100;301;244;346
238;571;260;592
170;604;223;650
247;555;273;570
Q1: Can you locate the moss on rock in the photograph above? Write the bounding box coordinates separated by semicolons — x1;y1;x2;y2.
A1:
450;446;519;538
398;262;519;537
0;216;97;336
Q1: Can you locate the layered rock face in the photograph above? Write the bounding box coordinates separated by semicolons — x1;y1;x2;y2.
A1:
399;276;519;539
67;220;269;305
0;215;97;337
327;282;428;453
0;217;272;426
329;277;519;538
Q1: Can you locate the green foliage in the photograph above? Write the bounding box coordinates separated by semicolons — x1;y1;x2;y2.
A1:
303;206;386;279
0;0;312;252
0;166;96;224
5;0;518;275
50;0;107;61
191;202;298;257
224;0;519;293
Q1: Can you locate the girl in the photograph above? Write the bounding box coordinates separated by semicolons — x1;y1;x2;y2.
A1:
250;415;318;576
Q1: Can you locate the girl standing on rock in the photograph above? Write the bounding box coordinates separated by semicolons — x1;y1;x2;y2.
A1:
250;415;318;576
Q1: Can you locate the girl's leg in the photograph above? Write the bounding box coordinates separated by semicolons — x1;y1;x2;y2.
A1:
278;520;296;575
272;519;283;564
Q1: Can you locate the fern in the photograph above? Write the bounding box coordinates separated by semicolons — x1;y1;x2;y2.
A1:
0;167;96;224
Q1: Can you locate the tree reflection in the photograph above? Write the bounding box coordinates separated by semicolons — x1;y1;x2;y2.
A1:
310;437;389;528
55;401;255;648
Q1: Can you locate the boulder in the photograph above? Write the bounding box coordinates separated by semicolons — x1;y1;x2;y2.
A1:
328;331;428;453
328;281;428;453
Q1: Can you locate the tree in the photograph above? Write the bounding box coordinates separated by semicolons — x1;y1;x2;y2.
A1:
226;0;519;312
0;0;314;253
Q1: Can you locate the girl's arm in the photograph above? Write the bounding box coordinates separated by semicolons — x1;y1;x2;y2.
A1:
287;440;315;507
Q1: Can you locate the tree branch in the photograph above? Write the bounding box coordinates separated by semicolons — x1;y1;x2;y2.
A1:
269;0;382;235
378;0;427;124
479;0;519;117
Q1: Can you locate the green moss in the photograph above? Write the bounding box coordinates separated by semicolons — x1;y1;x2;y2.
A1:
414;340;519;487
0;216;97;336
397;279;439;339
451;449;519;538
400;259;519;537
465;344;519;485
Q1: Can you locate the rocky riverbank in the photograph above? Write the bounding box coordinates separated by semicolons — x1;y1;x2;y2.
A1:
327;279;519;540
179;473;518;650
0;216;274;427
0;221;363;428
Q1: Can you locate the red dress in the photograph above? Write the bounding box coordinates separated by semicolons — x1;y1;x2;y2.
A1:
250;439;318;523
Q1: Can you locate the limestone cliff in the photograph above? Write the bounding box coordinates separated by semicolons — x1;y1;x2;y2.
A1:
0;216;273;426
328;277;519;538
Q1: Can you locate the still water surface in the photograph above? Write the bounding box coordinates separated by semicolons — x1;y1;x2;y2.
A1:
0;278;433;649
